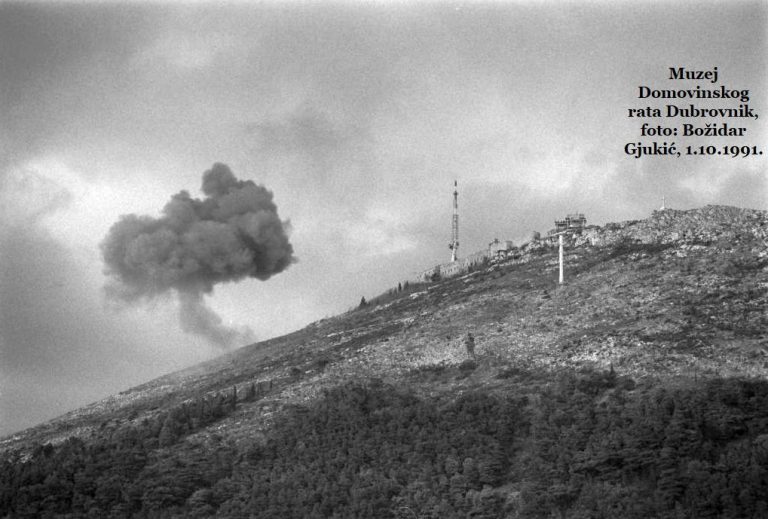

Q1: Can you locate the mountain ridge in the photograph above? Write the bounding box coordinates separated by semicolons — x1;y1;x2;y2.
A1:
2;204;766;455
2;204;768;519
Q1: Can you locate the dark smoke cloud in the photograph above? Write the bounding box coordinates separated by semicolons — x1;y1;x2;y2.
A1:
101;163;295;348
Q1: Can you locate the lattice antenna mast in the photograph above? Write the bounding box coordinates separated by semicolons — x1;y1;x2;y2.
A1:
449;180;459;262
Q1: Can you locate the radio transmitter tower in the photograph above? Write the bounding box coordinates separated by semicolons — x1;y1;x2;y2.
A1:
449;180;459;262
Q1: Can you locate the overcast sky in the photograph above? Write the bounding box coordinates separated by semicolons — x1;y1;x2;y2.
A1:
1;1;765;437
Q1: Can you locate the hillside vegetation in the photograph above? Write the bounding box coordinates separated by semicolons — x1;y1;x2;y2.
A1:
1;205;766;518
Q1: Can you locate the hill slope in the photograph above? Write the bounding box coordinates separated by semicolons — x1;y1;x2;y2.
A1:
1;205;767;518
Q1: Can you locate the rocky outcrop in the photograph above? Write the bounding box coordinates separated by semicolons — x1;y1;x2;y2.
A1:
575;205;767;250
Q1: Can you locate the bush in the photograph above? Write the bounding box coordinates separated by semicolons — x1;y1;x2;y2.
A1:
413;363;446;375
724;249;764;275
496;366;524;379
607;238;673;260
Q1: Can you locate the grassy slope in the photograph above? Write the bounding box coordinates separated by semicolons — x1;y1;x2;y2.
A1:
1;205;766;454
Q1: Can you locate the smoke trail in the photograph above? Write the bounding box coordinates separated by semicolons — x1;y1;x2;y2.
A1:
177;291;255;349
101;163;295;348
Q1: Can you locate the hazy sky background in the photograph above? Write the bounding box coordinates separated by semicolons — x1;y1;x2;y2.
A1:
1;1;766;437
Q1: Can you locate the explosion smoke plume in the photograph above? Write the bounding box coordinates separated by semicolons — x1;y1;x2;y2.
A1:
101;163;295;348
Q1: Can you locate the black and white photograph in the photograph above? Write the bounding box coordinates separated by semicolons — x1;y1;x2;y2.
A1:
0;1;766;517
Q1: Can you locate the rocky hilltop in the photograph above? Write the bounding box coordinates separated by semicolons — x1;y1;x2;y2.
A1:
579;205;768;247
1;205;767;518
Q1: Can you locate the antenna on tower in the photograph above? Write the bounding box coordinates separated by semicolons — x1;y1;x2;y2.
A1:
449;180;459;262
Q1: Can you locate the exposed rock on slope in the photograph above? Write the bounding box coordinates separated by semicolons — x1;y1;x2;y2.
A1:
578;205;768;248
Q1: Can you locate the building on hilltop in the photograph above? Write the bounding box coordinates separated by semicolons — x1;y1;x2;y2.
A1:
550;213;587;235
546;214;587;247
545;213;588;284
416;182;521;283
418;238;517;283
489;238;515;258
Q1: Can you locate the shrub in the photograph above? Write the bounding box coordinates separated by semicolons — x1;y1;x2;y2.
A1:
413;363;446;375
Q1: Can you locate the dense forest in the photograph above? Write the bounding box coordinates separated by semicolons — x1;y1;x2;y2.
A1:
3;369;768;518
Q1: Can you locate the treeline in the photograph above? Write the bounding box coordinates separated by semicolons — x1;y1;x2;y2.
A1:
2;372;768;518
360;280;430;309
